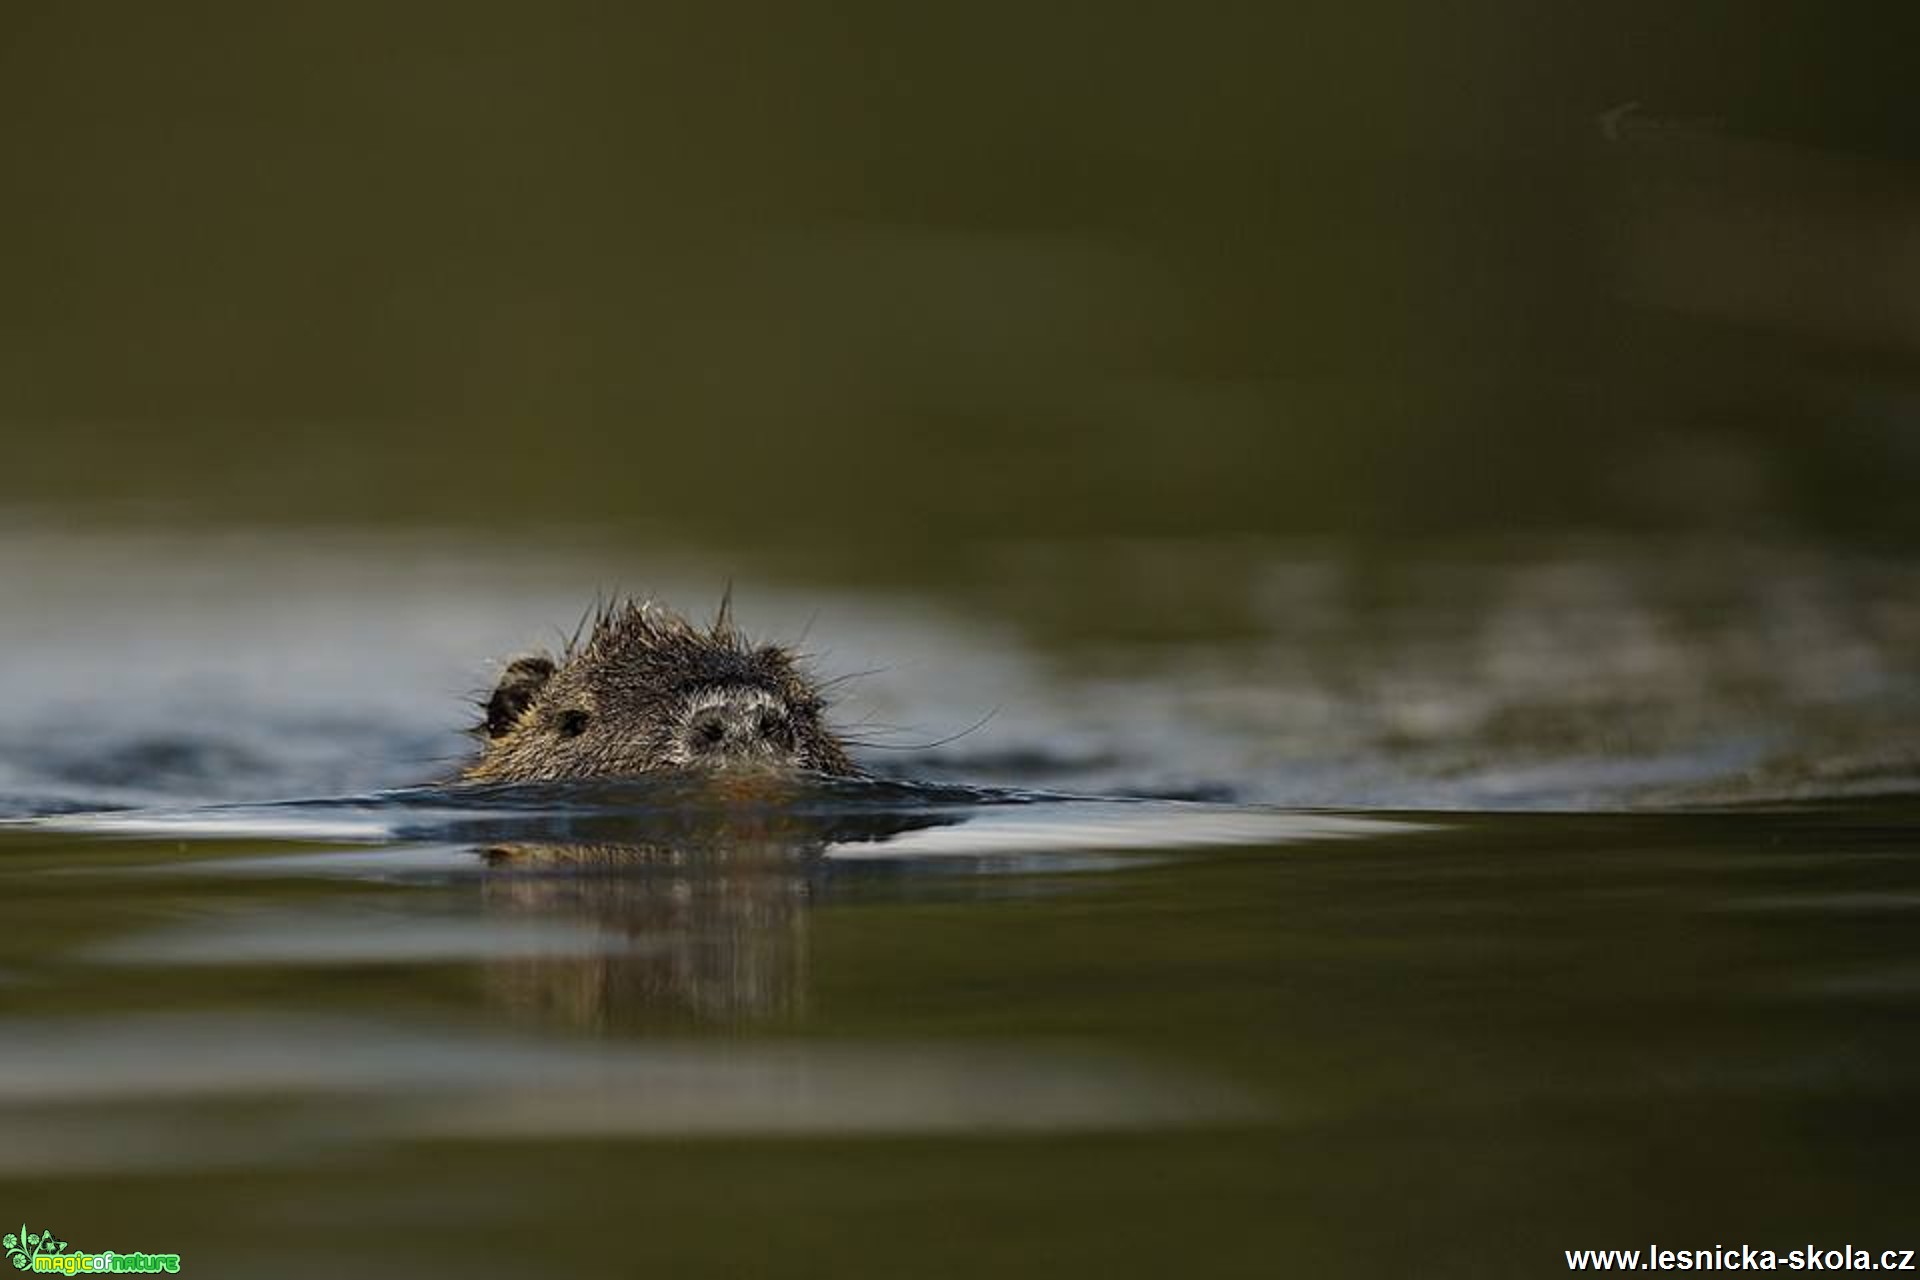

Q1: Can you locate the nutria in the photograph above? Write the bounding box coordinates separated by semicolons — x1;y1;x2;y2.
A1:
465;598;858;783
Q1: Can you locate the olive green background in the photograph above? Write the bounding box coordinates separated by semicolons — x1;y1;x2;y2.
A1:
2;3;1915;550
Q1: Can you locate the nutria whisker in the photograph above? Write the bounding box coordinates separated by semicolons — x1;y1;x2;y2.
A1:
814;668;888;693
836;708;1000;753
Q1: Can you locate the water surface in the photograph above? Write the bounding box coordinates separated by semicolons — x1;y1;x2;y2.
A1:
1;527;1916;1277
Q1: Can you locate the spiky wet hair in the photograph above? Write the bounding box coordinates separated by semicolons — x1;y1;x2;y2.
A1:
463;598;857;783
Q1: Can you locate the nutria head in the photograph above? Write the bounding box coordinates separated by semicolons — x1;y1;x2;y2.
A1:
465;600;856;783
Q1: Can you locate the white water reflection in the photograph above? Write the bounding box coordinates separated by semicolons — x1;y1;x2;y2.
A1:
27;794;1427;863
823;804;1420;858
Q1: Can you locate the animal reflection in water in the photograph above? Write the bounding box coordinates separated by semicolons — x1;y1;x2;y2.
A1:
472;796;954;1031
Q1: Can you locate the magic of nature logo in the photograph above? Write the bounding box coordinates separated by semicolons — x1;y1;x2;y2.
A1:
5;1226;180;1274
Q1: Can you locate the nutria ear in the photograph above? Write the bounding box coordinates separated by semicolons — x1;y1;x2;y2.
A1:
484;655;555;738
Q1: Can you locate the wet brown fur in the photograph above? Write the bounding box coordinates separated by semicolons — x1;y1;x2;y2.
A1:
465;599;857;783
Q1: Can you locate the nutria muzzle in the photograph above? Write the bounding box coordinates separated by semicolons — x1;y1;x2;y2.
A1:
674;685;807;768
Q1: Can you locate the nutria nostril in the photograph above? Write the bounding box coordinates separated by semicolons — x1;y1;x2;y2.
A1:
462;598;858;783
691;714;728;750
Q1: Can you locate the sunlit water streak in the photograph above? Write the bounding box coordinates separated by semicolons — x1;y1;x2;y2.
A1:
0;1012;1259;1173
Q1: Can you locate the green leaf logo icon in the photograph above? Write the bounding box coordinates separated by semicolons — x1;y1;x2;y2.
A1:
5;1225;71;1271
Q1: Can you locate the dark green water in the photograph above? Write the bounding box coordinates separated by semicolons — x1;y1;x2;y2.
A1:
4;792;1918;1277
0;527;1915;1278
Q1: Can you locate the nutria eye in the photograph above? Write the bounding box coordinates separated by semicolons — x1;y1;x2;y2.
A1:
557;709;591;737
